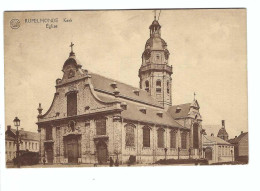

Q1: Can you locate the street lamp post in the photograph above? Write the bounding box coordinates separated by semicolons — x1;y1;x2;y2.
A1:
13;117;21;168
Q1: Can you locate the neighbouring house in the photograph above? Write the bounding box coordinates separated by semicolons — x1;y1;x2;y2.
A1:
228;131;248;163
5;125;40;163
202;134;234;164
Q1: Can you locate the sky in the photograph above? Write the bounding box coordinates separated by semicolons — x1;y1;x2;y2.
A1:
4;9;247;138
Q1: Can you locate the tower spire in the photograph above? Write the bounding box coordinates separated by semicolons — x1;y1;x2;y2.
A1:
69;42;75;57
194;92;196;100
154;10;156;20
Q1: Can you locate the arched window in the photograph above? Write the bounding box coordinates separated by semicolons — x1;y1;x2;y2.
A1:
125;124;135;147
96;118;106;135
193;123;199;149
157;128;165;148
156;80;161;93
143;126;150;147
181;131;187;149
145;80;149;92
67;92;77;116
170;130;177;148
167;81;170;94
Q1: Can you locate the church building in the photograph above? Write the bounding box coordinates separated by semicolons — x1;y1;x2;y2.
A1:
37;17;204;164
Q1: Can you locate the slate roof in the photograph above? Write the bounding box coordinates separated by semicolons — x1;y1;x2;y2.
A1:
167;103;191;119
9;128;40;141
228;132;248;144
5;135;15;141
203;135;232;145
90;72;163;108
96;93;185;129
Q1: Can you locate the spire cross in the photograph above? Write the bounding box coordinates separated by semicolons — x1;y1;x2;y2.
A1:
70;42;74;52
194;92;196;100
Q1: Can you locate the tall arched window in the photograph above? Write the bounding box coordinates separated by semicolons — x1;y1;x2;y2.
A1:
143;126;150;147
96;118;106;135
157;128;165;148
156;80;161;93
170;130;177;148
125;124;135;147
67;92;77;116
193;123;199;149
181;131;187;149
145;80;149;92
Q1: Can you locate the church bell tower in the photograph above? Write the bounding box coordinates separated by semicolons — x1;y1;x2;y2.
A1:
139;17;173;108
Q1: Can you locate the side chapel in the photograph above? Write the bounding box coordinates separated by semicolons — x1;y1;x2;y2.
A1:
37;17;204;164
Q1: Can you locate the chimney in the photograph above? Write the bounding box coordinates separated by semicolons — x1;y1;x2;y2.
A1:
211;133;214;137
7;125;11;131
241;131;243;134
235;136;237;138
222;120;225;128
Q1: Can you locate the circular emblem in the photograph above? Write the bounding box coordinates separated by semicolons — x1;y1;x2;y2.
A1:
10;19;20;29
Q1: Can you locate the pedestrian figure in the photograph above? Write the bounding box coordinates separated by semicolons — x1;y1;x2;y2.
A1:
109;157;114;167
43;158;46;165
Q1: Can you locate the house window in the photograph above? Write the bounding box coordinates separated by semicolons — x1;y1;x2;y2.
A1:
96;118;106;135
25;142;27;149
46;127;52;140
170;130;177;148
181;131;187;149
145;80;149;92
125;124;135;147
143;126;150;147
156;80;161;93
157;128;165;148
67;92;77;116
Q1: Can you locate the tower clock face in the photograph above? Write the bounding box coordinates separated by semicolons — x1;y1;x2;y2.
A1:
143;49;151;60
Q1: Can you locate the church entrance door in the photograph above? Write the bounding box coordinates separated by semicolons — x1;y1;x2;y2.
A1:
205;147;213;161
67;138;79;163
64;135;81;164
97;141;108;164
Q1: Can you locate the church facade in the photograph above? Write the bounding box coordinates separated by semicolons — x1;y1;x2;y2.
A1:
37;18;204;164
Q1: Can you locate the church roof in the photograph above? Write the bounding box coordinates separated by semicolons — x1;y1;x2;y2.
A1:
217;127;229;137
167;103;191;119
90;72;163;108
96;93;185;129
203;135;232;145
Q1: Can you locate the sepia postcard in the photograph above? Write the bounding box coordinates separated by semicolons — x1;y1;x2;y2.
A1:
4;9;248;168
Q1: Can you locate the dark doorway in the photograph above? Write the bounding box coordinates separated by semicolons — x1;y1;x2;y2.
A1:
97;141;108;164
205;147;213;161
45;144;53;164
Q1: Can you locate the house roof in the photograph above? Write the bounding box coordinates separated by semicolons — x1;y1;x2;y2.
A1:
90;72;163;108
5;135;15;141
228;132;248;144
9;128;39;141
96;93;185;129
203;135;232;145
167;103;191;119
